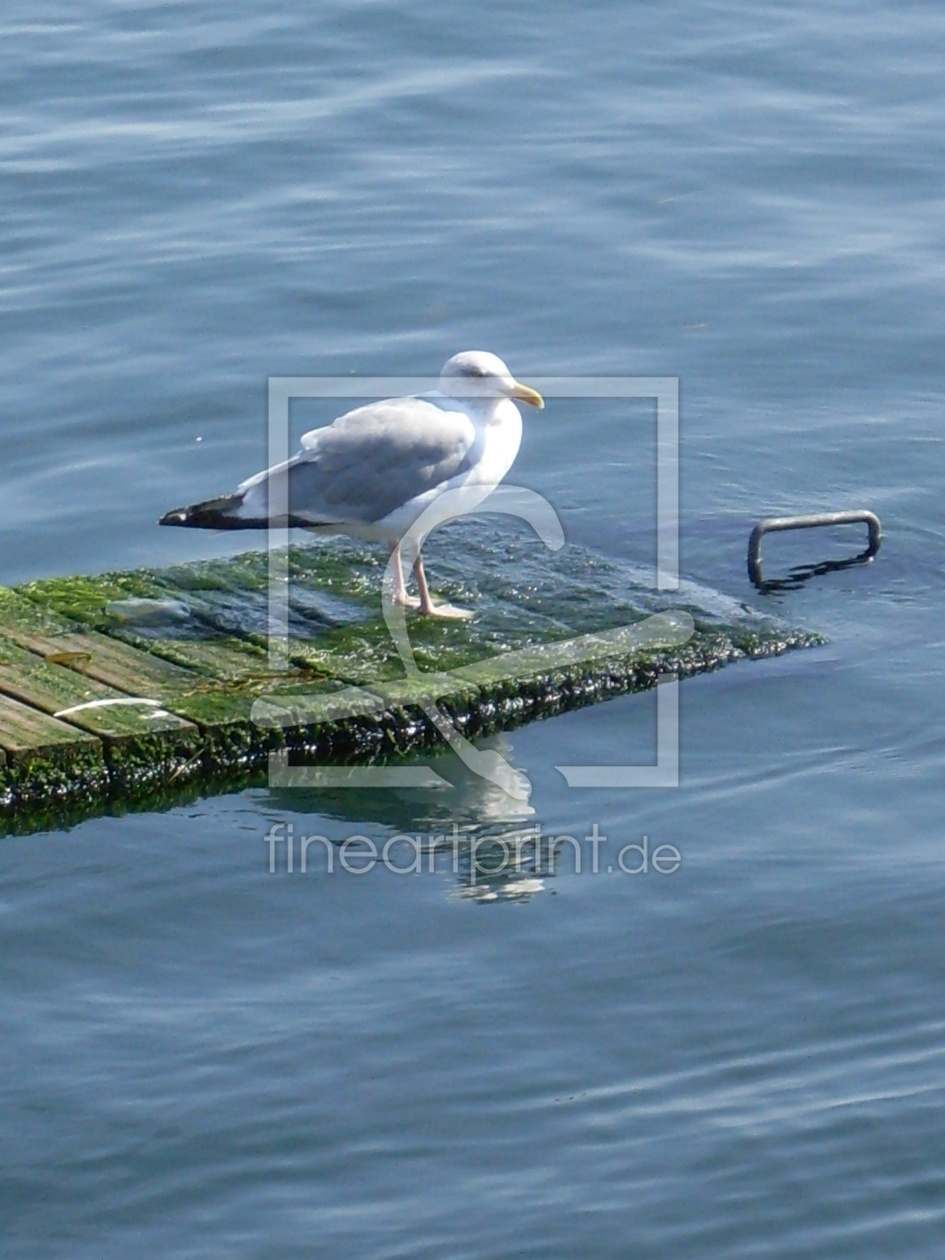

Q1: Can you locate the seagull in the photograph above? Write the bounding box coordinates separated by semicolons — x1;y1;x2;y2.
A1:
160;351;544;618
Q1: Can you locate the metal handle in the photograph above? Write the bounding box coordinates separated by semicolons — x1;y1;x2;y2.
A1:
748;510;882;588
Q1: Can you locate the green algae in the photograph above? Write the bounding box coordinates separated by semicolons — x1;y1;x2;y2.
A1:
0;529;824;830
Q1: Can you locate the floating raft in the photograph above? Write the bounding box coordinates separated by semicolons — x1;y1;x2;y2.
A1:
0;530;822;830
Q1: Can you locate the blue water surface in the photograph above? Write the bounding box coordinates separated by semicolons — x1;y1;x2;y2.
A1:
2;0;945;1256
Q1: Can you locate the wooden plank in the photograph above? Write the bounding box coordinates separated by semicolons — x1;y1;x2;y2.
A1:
6;628;199;694
0;634;196;741
0;630;316;740
108;631;271;681
0;692;101;764
11;559;371;688
0;589;260;735
0;586;201;686
14;570;274;681
0;628;268;736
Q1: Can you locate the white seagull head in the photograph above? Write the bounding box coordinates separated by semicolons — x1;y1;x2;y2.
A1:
438;351;544;409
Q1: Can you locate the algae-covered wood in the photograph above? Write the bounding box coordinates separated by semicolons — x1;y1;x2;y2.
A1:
0;531;823;829
0;633;195;740
0;693;100;762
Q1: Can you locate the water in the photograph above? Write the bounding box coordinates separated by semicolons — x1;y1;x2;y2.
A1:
3;0;945;1254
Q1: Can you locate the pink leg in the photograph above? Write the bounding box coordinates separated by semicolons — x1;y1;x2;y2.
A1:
413;553;434;615
387;541;419;608
412;553;473;620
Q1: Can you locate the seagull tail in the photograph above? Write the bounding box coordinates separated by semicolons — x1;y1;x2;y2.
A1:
159;493;263;530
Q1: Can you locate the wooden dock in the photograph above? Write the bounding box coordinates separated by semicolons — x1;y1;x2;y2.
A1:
0;534;822;830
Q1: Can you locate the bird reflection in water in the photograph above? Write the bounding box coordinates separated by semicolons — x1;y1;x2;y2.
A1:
264;734;556;902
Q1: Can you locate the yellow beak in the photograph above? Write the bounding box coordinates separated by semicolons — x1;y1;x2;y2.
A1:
508;380;544;409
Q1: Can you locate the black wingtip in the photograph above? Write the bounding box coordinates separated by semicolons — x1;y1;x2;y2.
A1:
159;507;190;526
158;493;261;529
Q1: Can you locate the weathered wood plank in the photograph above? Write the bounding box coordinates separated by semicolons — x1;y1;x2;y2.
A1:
0;588;265;747
0;692;101;763
0;630;309;745
0;693;109;810
15;572;276;681
7;627;199;694
0;634;196;741
0;586;200;684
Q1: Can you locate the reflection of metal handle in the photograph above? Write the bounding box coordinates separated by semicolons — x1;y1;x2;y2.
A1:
748;510;882;588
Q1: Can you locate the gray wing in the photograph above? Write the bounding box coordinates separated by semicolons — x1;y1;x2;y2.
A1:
238;397;479;525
